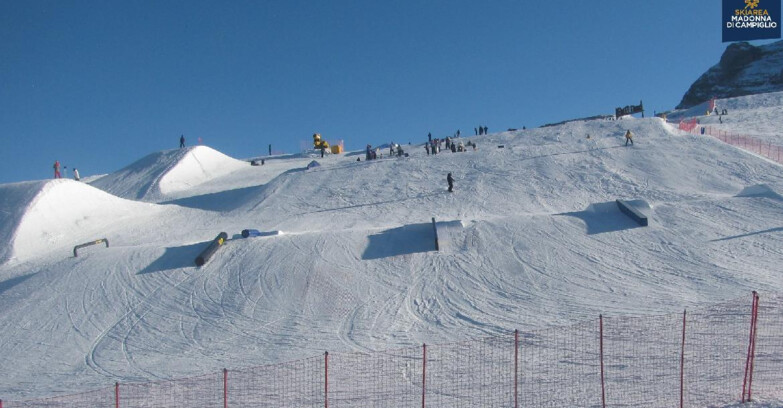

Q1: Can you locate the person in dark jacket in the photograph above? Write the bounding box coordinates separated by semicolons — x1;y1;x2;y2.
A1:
447;173;454;192
180;135;185;148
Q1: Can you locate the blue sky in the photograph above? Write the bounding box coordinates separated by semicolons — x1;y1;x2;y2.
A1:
0;0;770;183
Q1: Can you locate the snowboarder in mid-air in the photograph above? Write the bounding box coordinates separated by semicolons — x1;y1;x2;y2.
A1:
625;130;634;146
447;172;454;192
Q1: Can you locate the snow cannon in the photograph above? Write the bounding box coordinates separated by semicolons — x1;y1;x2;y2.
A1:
313;133;329;150
195;232;228;267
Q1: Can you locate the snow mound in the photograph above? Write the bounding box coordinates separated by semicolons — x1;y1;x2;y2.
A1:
0;181;48;263
90;146;249;202
736;184;783;200
0;179;161;263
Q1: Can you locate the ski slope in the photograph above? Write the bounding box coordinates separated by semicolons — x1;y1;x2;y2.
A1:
1;93;783;404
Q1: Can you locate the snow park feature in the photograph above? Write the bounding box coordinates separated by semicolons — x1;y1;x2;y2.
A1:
432;219;465;254
72;238;109;257
306;160;321;170
194;232;228;267
615;199;649;226
88;146;250;202
241;229;261;238
4;91;783;405
241;229;280;238
431;217;438;250
0;179;166;264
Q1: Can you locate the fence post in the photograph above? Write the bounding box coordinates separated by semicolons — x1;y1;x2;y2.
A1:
680;309;687;408
600;315;606;408
748;293;760;402
514;329;519;408
742;292;758;401
422;344;427;408
115;382;119;408
324;351;329;408
223;368;228;408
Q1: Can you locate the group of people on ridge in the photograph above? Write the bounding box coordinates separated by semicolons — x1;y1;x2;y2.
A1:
364;142;405;161
52;160;79;181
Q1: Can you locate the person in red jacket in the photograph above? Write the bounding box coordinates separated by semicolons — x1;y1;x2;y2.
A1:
53;161;61;178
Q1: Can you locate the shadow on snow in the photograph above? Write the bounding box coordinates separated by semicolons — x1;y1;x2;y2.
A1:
138;242;207;274
557;201;643;235
362;223;436;260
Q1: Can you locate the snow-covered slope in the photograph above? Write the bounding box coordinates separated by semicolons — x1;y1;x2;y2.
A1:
0;180;165;264
89;146;251;202
697;91;783;143
2;97;783;401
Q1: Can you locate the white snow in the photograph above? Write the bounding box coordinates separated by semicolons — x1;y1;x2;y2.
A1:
669;90;783;144
1;92;783;405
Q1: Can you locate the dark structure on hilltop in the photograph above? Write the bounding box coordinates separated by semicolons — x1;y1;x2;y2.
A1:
677;40;783;109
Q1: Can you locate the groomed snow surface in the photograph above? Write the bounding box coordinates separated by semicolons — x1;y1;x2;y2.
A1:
2;92;783;406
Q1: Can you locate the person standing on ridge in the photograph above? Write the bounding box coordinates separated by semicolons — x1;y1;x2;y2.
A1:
180;135;185;148
53;160;61;179
73;168;80;181
447;172;454;192
625;130;634;146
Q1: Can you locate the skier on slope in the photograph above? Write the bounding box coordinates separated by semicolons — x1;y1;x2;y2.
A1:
53;161;61;179
625;130;634;146
447;172;454;193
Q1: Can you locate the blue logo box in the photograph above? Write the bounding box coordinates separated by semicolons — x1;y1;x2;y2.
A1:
723;0;781;42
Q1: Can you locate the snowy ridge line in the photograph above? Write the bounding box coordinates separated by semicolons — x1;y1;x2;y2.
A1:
4;292;782;407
